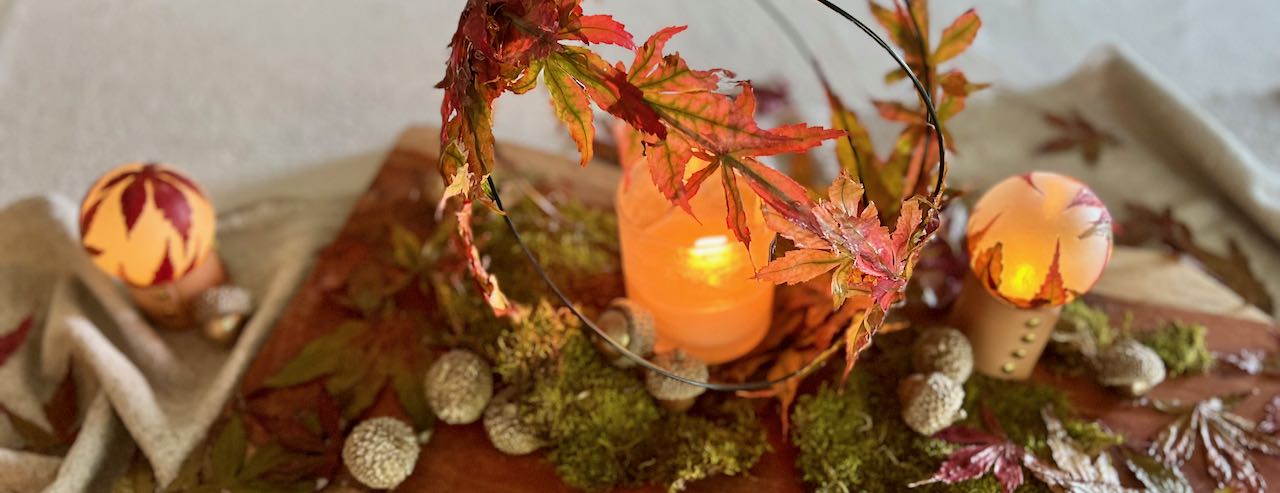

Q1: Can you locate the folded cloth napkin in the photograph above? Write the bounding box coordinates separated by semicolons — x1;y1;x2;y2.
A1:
0;194;348;492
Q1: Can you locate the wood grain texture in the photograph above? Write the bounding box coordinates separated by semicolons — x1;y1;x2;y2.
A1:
240;127;1279;492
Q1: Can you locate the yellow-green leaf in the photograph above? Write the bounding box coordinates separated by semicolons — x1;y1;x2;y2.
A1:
264;321;365;388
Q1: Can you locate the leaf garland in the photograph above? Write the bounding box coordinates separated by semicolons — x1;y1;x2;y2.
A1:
1035;111;1121;166
1117;203;1273;314
438;0;845;315
1147;392;1280;493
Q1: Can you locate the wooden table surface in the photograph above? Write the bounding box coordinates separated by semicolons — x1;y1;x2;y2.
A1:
239;127;1279;492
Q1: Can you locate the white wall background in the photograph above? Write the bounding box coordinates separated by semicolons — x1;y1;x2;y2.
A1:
0;0;1276;209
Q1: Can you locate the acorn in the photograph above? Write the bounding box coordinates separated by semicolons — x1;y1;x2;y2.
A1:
898;373;967;435
192;285;253;345
424;349;493;424
592;298;656;368
341;417;420;490
1094;339;1166;397
484;387;546;455
644;350;708;412
912;327;974;383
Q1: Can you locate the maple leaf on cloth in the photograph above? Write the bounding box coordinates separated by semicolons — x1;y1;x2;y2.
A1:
1147;392;1280;493
1035;111;1121;166
0;314;33;367
911;405;1029;493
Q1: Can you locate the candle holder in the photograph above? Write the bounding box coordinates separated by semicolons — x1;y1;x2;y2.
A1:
615;160;774;364
950;172;1113;380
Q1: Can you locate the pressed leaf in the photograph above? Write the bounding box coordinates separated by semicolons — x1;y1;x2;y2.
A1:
1122;447;1193;493
1035;110;1121;166
1147;394;1280;493
264;321;364;388
150;177;193;242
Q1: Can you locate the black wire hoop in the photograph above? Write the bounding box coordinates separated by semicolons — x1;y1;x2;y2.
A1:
485;0;947;392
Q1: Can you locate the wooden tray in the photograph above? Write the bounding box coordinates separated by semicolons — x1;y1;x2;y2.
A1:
239;127;1280;492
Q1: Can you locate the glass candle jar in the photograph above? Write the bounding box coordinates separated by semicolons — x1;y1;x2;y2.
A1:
615;160;774;364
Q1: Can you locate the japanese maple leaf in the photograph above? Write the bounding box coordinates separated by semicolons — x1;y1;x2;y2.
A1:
620;27;844;246
912;405;1028;493
1148;392;1280;493
1036;110;1121;166
756;173;928;313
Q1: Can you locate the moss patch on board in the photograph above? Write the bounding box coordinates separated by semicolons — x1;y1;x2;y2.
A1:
791;329;1121;493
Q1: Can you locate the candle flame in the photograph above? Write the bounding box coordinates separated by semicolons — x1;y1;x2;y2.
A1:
1006;263;1039;299
688;235;734;286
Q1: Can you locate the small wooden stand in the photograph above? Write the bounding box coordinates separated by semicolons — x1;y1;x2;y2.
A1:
127;255;227;329
949;274;1061;380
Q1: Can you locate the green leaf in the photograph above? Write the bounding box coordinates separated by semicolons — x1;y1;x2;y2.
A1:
544;54;597;167
933;9;981;64
323;346;370;397
210;416;246;481
389;224;423;271
1123;447;1193;493
264;321;365;388
237;443;292;482
392;361;433;430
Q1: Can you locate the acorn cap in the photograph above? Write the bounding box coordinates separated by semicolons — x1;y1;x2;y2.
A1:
193;285;253;322
424;349;494;424
341;417;420;490
898;373;967;436
484;387;546;455
645;350;708;411
1094;339;1166;397
912;327;974;383
593;298;656;368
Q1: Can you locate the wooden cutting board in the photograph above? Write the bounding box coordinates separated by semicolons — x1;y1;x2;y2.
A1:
239;127;1279;492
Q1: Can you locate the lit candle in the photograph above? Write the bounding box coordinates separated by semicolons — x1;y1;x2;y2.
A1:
615;159;774;364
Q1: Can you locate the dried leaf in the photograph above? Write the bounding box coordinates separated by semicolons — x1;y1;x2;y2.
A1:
1035;110;1121;166
1025;407;1136;492
1147;394;1280;493
1118;204;1273;314
753;249;842;285
1259;394;1280;435
913;406;1027;493
1122;447;1194;493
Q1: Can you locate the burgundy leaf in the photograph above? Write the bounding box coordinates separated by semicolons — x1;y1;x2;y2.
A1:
119;176;148;235
152;240;175;285
0;315;33;367
150;176;194;243
79;197;104;239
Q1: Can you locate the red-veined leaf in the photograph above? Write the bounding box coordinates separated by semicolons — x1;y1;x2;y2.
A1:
720;164;751;246
0;315;33;367
1031;241;1068;307
841;310;874;379
872;100;925;125
762;205;826;250
561;15;634;48
972;242;1004;294
120;175;147;234
755;249;842;285
150;176;193;243
543;55;596;166
933;9;980;64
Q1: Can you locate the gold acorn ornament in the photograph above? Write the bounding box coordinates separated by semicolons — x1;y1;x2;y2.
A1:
912;327;974;383
342;417;420;490
951;172;1113;380
898;373;967;435
592;298;656;368
79;162;224;328
424;349;493;425
1093;339;1166;397
644;350;708;412
192;285;253;345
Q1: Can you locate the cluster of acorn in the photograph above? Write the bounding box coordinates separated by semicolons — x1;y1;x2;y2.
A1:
339;298;701;490
898;327;974;435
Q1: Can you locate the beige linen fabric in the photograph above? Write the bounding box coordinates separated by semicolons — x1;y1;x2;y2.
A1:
0;195;348;492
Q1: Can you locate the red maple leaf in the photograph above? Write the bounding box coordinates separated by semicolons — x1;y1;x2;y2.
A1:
913;405;1028;493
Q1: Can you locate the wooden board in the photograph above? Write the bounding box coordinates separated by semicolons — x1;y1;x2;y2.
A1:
240;127;1280;492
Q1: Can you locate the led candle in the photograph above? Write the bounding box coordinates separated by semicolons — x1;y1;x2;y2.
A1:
950;171;1113;379
616;160;774;364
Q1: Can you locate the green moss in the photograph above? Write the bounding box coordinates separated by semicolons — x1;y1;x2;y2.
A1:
791;330;1070;493
1046;300;1114;375
479;195;621;306
1137;321;1214;377
494;300;577;383
1062;419;1125;456
521;333;767;491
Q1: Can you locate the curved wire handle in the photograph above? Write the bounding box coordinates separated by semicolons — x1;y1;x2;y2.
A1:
485;0;946;392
